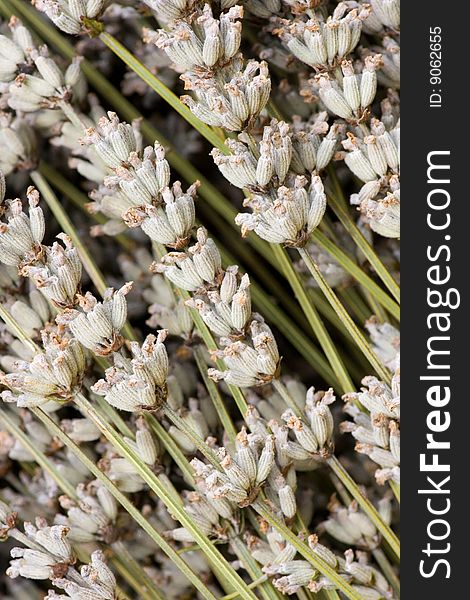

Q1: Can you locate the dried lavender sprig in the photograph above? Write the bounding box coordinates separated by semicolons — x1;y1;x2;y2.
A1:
0;172;396;568
3;1;392;384
3;0;400;323
0;413;159;600
271;243;354;394
29;407;223;600
39;161;342;389
0;203;256;599
298;247;392;384
68;393;260;600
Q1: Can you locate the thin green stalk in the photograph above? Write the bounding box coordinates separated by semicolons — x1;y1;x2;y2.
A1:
112;541;165;600
372;548;400;597
271;244;354;394
311;230;399;320
95;395;135;438
38;162;133;251
144;414;196;486
309;288;367;347
253;503;363;600
72;393;258;600
230;536;283;600
272;379;303;417
29;170;137;341
298;247;391;385
326;455;400;559
112;557;161;600
221;576;268;600
0;409;76;498
326;175;400;303
162;405;222;469
361;288;389;324
0;304;37;354
339;288;371;325
31;406;222;600
0;409;164;600
322;591;341;600
85;24;228;153
390;481;400;504
193;345;238;442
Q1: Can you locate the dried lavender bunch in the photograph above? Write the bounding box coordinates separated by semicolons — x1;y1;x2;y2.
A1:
0;1;401;598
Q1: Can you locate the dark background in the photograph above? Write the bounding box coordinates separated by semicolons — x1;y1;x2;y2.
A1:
402;3;467;596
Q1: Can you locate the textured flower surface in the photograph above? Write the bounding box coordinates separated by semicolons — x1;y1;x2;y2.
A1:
0;1;400;598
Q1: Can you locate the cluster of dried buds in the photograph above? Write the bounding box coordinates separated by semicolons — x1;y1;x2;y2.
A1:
272;3;371;71
191;427;276;508
91;331;169;411
145;5;271;130
0;0;402;597
0;17;85;115
343;370;400;485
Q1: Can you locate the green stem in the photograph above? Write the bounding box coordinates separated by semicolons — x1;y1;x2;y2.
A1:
0;304;37;354
298;247;391;385
372;548;400;597
144;414;196;486
112;557;162;600
326;179;400;303
30;406;222;600
361;287;389;324
271;244;354;394
0;408;76;498
193;345;238;442
162;405;222;469
95;394;135;438
112;541;165;600
339;288;371;325
220;576;268;600
326;456;400;560
253;502;363;600
272;379;303;417
229;536;283;600
311;230;399;320
95;29;227;153
29;170;136;342
390;481;401;504
72;393;258;600
38;161;133;251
